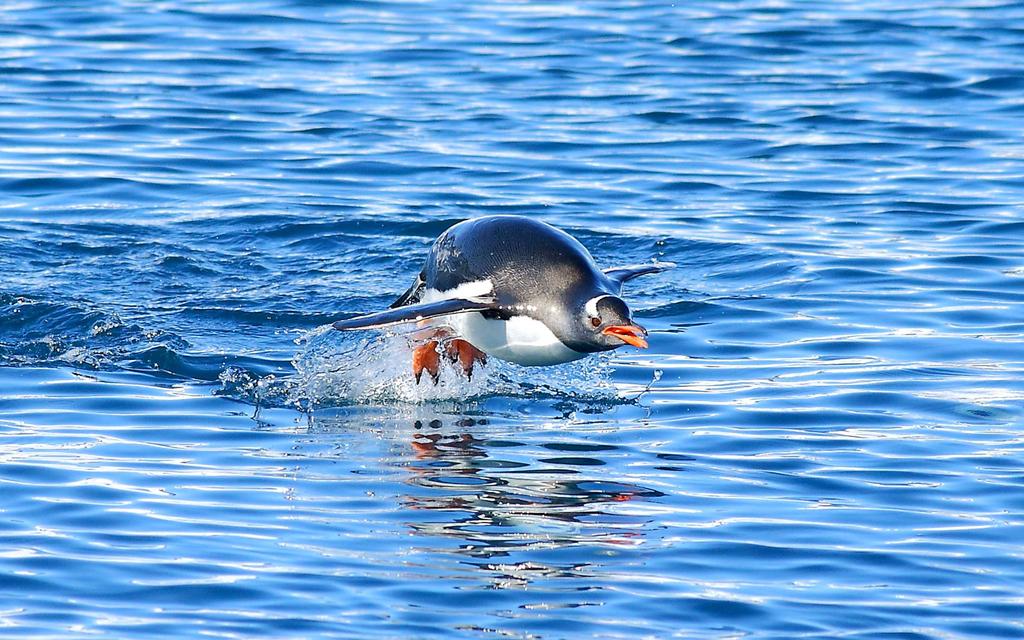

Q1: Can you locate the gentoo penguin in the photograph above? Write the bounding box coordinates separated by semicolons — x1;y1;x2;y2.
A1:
333;215;673;383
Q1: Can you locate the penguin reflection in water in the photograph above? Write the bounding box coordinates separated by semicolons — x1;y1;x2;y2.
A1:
334;215;673;383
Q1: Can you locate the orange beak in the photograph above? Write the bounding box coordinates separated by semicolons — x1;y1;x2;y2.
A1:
602;324;648;349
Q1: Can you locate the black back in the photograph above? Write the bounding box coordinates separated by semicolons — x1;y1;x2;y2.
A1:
422;216;618;329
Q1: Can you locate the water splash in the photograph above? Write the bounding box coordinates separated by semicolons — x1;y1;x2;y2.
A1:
277;323;621;408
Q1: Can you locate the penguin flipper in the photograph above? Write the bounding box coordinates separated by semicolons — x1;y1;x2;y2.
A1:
389;273;425;308
603;262;676;285
333;296;496;331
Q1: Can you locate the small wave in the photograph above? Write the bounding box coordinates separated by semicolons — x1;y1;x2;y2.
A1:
0;293;187;370
0;292;289;383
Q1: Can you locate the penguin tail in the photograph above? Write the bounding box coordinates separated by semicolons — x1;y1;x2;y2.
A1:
603;261;676;286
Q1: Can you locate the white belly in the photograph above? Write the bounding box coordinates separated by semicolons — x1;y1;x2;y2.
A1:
421;281;585;366
449;312;585;366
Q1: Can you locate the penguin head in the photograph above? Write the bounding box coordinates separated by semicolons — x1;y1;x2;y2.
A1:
565;294;648;352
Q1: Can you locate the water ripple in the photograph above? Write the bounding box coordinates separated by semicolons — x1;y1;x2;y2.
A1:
1;0;1023;638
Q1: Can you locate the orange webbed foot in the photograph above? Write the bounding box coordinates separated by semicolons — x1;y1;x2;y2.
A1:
412;340;441;385
445;339;488;380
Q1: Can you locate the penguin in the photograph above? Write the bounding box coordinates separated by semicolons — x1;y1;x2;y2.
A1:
333;215;673;383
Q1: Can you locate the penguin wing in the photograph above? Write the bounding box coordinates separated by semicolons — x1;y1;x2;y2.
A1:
603;262;676;286
389;273;425;308
333;296;496;331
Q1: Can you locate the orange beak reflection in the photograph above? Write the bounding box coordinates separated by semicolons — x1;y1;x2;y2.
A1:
602;324;648;349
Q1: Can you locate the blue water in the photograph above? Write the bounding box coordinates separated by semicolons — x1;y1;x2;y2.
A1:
2;1;1023;637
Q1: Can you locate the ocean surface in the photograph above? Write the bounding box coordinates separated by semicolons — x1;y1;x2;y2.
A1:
2;1;1023;638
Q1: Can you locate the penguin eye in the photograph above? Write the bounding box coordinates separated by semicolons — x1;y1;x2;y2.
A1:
590;316;601;328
